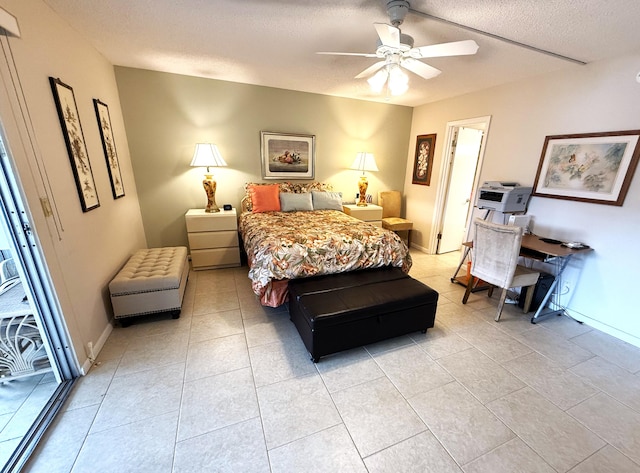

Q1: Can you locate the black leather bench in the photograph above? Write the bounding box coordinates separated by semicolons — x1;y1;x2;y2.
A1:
288;267;438;362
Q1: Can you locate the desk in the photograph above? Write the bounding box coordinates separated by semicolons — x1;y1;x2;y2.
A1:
452;235;593;323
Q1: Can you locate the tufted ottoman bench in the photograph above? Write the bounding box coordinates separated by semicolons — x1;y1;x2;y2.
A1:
109;247;189;326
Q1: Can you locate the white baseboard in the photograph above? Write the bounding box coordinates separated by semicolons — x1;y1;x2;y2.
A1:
409;242;431;254
564;308;640;349
79;322;114;375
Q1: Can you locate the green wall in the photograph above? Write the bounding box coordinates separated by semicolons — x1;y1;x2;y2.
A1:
115;67;413;248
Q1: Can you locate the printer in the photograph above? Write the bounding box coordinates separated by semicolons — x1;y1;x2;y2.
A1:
476;181;533;213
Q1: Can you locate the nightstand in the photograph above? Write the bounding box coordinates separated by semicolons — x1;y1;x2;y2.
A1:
342;204;383;227
185;208;241;270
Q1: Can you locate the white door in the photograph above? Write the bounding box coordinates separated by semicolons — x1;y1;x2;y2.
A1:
437;127;483;254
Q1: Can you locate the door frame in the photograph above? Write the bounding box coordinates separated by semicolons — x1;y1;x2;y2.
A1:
430;116;491;254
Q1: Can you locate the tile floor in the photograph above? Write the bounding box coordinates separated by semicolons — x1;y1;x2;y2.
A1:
0;280;58;469
0;372;57;468
23;250;640;473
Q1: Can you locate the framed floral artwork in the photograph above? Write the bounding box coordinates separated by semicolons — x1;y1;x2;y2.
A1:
260;131;315;179
94;99;125;199
533;130;640;206
412;133;436;186
49;77;100;212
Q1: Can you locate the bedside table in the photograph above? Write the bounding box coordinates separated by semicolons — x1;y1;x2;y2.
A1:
185;208;241;270
343;204;383;227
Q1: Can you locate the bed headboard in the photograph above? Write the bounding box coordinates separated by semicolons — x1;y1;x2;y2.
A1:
241;181;334;213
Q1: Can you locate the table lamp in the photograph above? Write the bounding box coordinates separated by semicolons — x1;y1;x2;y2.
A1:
190;143;227;212
350;152;378;206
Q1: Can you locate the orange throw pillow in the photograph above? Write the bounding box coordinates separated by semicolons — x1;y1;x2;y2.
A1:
249;184;281;212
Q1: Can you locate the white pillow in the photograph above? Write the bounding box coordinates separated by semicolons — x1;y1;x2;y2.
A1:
279;192;313;212
312;191;343;211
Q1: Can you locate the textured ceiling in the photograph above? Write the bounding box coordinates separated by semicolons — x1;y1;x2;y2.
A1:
43;0;640;107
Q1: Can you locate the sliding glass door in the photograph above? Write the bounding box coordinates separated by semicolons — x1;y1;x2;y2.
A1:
0;130;78;472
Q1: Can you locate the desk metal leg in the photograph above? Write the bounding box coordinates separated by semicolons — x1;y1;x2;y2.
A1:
530;277;563;323
530;254;573;324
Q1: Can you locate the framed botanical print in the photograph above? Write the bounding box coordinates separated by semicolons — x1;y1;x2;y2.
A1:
49;77;100;212
412;133;436;186
94;99;125;199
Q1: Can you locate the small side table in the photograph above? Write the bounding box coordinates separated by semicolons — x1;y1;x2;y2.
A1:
185;208;241;270
343;204;383;227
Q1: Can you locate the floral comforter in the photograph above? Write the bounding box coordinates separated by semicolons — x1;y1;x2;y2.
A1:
239;210;412;306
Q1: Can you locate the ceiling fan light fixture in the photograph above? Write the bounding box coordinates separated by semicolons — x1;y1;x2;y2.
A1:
389;65;408;83
367;64;408;96
388;65;409;95
389;79;408;96
367;68;388;93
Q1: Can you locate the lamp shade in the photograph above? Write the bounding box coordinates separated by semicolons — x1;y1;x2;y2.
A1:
190;143;227;170
350;152;379;173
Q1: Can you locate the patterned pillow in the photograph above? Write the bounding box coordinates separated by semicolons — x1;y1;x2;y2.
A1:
279;182;334;194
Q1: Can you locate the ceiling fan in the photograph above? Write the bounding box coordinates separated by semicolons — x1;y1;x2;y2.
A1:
317;0;479;96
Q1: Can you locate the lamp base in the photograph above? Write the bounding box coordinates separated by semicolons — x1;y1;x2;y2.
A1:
357;176;368;207
203;175;220;213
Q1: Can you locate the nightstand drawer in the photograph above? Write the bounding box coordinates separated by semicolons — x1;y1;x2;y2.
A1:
185;211;237;232
191;247;240;269
188;230;238;250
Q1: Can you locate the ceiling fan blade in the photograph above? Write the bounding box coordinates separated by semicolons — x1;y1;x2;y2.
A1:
400;58;441;80
374;23;400;48
410;40;479;59
355;61;387;79
316;52;378;58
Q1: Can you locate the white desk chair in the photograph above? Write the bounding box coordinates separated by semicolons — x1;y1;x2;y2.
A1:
462;219;540;321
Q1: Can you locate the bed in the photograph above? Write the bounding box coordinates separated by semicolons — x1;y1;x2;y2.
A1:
238;182;412;307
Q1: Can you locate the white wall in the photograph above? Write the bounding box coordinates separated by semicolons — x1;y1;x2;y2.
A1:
406;53;640;347
0;0;147;369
